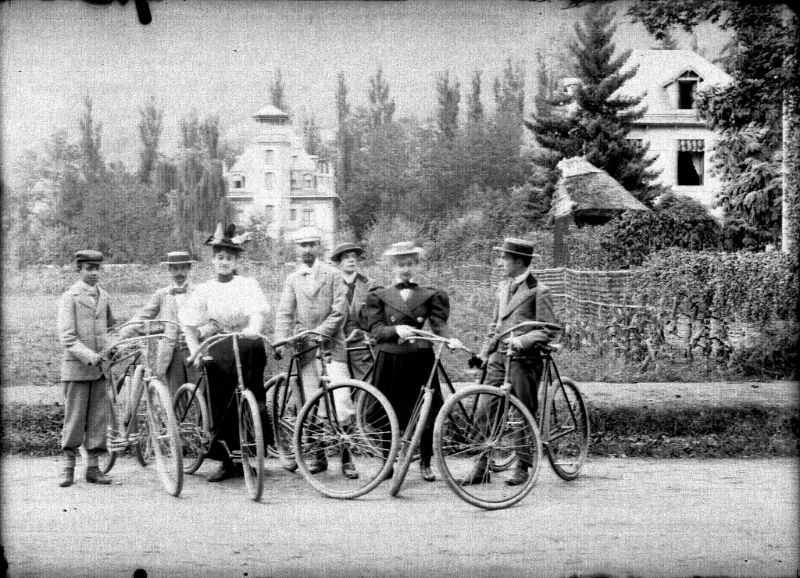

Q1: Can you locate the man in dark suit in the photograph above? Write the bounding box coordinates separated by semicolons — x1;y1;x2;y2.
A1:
464;238;560;487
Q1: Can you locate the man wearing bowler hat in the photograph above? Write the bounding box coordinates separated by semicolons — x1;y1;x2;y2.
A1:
462;238;560;487
330;242;373;381
57;250;117;487
122;251;197;397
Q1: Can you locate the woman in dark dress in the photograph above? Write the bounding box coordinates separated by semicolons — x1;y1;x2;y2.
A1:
363;241;462;481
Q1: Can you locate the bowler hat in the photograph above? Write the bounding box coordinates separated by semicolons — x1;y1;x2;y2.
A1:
74;250;104;264
493;238;538;258
330;242;364;263
205;223;251;253
291;226;323;244
383;241;424;258
160;251;197;266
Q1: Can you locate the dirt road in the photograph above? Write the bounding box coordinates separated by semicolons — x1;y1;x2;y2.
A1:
3;456;797;578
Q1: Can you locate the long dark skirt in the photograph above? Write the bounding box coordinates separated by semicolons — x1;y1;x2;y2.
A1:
204;337;270;462
371;348;442;461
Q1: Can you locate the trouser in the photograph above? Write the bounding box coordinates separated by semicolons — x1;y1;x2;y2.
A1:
297;359;355;422
161;343;199;400
481;352;543;467
345;338;374;382
205;338;269;462
61;378;109;467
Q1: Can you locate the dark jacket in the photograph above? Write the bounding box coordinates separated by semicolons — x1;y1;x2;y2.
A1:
364;283;451;354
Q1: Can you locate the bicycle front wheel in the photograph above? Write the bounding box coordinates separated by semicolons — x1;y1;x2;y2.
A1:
268;373;298;472
146;379;183;497
545;377;590;480
294;380;398;499
434;385;542;510
100;394;118;474
239;389;266;501
173;382;210;474
130;367;153;467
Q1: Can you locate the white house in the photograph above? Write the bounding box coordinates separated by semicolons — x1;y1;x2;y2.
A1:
225;106;338;249
617;49;733;217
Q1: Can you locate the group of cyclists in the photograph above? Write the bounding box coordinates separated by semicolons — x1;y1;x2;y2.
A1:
57;224;559;491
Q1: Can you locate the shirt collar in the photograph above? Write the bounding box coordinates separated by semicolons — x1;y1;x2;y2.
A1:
80;280;98;293
395;277;417;287
512;271;529;287
299;259;320;276
342;271;358;284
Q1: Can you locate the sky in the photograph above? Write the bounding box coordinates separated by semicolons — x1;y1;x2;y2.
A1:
1;0;731;181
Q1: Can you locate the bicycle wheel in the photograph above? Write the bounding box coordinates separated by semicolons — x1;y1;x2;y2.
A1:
239;389;265;501
545;377;590;481
389;391;431;497
130;367;153;467
268;373;298;472
434;385;542;510
146;379;183;497
173;382;210;474
294;380;398;499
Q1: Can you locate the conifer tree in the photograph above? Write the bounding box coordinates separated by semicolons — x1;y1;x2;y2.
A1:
527;5;661;203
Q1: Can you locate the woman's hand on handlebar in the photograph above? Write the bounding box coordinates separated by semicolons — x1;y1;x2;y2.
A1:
395;324;415;341
446;337;464;350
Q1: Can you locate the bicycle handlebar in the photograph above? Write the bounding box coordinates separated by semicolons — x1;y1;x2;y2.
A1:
186;332;275;365
492;321;563;342
404;329;475;355
101;331;181;361
111;319;182;335
272;329;336;350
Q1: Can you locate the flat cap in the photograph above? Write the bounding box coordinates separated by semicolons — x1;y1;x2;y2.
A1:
74;250;104;263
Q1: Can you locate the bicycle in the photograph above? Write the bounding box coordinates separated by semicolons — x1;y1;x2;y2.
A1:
345;328;375;381
386;328;474;497
434;321;590;510
172;332;270;501
100;319;184;497
268;329;399;499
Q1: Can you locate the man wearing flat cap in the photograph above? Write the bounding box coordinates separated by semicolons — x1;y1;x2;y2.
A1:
122;251;198;398
57;250;117;487
330;242;373;381
463;238;560;487
275;226;357;477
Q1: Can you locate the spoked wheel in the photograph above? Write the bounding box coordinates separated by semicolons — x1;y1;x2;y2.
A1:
294;380;398;499
434;385;542;510
129;367;153;466
173;382;210;474
545;377;590;481
268;373;298;472
389;391;431;497
146;379;183;497
239;389;265;501
101;357;143;473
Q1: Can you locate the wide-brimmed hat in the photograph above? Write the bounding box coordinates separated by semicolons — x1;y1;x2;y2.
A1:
383;241;424;258
160;251;197;266
205;223;252;253
493;238;538;258
290;226;323;244
74;250;104;264
330;242;364;263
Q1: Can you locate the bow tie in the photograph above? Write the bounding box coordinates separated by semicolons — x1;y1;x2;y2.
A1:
170;286;187;295
396;281;417;290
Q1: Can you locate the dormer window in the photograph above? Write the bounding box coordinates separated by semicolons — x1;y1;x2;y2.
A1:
232;176;245;189
677;71;701;109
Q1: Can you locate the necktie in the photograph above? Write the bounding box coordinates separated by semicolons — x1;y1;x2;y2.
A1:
345;281;356;304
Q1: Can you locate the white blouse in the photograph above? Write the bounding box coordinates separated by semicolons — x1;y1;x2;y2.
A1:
179;275;270;332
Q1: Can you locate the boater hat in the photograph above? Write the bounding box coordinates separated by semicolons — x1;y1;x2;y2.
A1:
383;241;424;258
493;238;538;258
74;250;104;264
330;242;364;263
160;251;197;266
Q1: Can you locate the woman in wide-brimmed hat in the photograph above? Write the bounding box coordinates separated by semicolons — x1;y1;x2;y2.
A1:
363;241;462;482
179;224;271;482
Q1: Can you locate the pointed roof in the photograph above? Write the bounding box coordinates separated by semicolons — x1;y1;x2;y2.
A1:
552;157;650;222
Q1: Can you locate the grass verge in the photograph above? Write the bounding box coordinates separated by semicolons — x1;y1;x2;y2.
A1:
3;401;797;458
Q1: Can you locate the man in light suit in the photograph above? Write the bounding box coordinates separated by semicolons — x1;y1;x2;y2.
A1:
275;227;356;477
57;250;117;487
330;242;373;381
122;251;197;398
464;238;560;487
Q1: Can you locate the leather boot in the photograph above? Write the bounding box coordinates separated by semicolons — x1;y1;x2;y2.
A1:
420;458;436;482
85;466;113;485
59;467;75;487
208;460;236;482
459;456;490;486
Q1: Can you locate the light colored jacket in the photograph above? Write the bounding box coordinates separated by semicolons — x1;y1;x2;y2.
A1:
275;261;348;361
126;284;192;377
480;273;559;358
58;281;117;381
